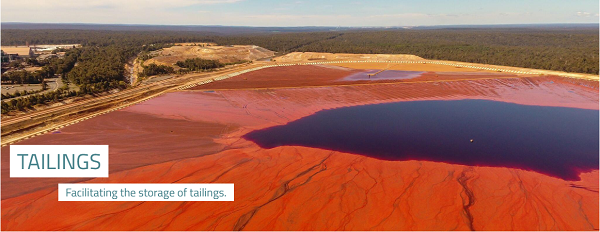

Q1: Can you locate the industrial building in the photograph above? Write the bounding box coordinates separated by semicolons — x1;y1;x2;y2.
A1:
1;46;35;62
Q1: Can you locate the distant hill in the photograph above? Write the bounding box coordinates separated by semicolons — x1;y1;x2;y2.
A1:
411;23;599;30
2;22;597;34
1;22;351;34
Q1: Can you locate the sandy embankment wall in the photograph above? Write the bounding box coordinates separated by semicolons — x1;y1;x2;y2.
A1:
274;52;425;62
276;52;599;81
435;59;599;81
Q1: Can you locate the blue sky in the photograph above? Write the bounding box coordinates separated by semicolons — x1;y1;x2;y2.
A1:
2;0;599;26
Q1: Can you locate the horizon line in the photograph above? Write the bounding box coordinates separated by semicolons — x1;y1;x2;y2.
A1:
3;22;599;28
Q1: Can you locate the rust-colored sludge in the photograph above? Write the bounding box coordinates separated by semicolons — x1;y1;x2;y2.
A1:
2;65;598;230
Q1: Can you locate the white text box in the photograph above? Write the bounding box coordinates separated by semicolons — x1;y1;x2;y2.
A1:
10;145;108;178
58;183;234;201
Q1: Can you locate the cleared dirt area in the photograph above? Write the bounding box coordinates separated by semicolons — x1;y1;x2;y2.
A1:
273;52;423;62
146;45;274;67
173;42;216;46
2;66;598;230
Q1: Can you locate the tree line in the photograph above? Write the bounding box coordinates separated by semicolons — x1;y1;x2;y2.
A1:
1;70;46;84
3;28;597;74
1;85;77;113
139;63;174;77
1;88;45;100
176;58;224;71
139;58;225;77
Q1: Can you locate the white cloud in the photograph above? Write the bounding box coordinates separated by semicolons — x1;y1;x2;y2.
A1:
2;0;247;25
243;14;351;20
1;1;599;27
3;0;244;10
576;11;592;17
366;13;430;19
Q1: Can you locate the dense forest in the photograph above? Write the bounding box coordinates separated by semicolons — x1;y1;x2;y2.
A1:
66;45;137;92
2;28;598;74
295;30;599;74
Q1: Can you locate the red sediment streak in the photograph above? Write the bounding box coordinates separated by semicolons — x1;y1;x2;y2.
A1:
192;65;362;90
1;71;598;230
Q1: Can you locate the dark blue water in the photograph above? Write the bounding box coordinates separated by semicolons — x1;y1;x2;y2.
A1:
244;100;599;180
